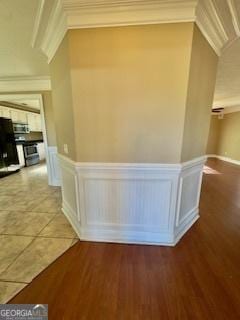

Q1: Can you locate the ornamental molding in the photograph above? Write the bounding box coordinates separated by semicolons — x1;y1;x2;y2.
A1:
32;0;239;62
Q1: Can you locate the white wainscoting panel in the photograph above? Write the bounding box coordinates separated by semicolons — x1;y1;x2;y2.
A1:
77;166;180;245
174;159;204;243
48;146;61;186
59;155;206;246
59;156;81;238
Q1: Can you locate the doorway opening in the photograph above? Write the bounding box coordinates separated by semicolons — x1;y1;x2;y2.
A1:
0;93;58;186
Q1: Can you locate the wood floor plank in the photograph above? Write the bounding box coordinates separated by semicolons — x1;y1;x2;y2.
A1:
9;159;240;319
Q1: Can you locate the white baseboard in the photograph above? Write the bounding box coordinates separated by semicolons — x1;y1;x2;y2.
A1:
62;200;81;239
79;228;175;246
207;154;240;166
48;146;61;186
58;155;206;246
174;209;199;245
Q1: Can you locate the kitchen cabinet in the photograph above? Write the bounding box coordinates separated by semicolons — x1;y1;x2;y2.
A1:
37;142;45;161
1;107;11;119
0;106;42;132
27;113;35;131
35;114;42;131
10;109;19;122
9;109;28;124
19;111;28;123
14;110;27;123
16;145;25;167
27;112;42;132
0;107;28;124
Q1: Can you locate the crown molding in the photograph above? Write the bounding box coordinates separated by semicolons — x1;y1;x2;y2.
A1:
64;0;197;29
41;0;67;63
36;0;237;63
42;0;197;63
213;95;240;108
227;0;240;37
196;0;229;56
31;0;46;47
0;76;51;92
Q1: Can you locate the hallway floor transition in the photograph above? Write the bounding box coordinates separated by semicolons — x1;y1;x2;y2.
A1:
0;163;77;303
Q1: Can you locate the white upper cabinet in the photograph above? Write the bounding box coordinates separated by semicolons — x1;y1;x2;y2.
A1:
27;112;35;131
27;112;42;132
1;107;11;119
35;114;42;131
10;109;19;122
0;106;42;132
10;109;28;124
1;107;28;123
17;110;28;124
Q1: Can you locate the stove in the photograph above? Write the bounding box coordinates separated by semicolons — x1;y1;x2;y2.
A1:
23;143;40;166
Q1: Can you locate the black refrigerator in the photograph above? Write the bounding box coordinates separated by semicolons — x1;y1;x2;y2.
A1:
0;117;19;177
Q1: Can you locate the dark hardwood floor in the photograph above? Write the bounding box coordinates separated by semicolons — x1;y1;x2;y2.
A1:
9;159;240;319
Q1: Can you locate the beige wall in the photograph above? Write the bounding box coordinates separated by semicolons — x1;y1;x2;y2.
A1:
181;25;218;162
218;112;240;160
50;22;218;164
206;115;220;154
50;36;77;160
68;23;194;163
42;91;57;146
207;112;240;161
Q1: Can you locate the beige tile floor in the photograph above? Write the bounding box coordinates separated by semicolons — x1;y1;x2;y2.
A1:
0;163;78;303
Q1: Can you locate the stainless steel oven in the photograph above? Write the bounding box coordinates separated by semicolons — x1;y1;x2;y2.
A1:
23;143;40;166
13;123;30;134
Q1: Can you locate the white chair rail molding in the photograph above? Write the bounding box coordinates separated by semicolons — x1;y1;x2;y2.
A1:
59;155;206;246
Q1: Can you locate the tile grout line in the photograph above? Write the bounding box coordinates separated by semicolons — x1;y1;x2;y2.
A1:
0;217;77;280
0;233;77;240
0;163;73;289
35;213;58;238
0;236;36;278
0;213;60;277
0;279;29;285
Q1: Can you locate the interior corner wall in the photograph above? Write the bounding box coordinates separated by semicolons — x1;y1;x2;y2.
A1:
181;24;218;162
68;23;195;163
41;91;57;146
206;115;220;154
50;34;77;161
216;112;240;161
53;22;213;246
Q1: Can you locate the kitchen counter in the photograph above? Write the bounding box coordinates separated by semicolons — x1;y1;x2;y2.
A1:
15;139;44;145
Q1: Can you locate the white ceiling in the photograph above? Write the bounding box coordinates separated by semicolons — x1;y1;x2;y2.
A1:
0;0;49;78
8;99;40;110
214;38;240;101
0;0;239;107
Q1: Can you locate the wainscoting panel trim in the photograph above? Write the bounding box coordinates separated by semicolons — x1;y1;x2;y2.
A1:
59;155;206;246
48;146;61;186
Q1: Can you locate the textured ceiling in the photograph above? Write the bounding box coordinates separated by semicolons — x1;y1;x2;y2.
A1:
214;38;240;101
0;0;49;78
